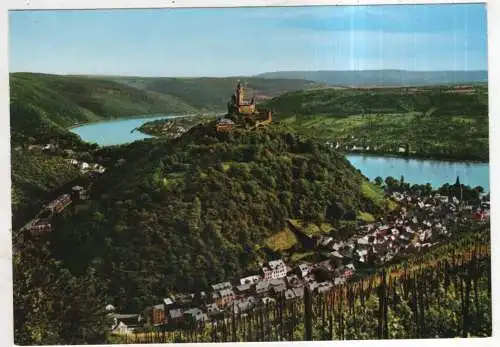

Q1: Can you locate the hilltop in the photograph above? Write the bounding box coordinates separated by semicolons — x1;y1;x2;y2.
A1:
256;69;488;87
48;123;391;312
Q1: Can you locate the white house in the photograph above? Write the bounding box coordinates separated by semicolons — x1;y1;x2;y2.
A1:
80;162;90;170
297;263;311;278
262;259;287;280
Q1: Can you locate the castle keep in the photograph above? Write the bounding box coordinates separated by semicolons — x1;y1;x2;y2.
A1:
227;82;256;116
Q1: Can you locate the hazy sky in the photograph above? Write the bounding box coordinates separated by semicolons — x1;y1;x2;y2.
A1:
8;4;488;77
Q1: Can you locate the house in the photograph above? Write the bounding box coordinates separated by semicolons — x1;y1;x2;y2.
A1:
218;288;235;307
184;308;208;323
234;297;257;314
318;236;334;248
297;263;311;278
111;314;141;334
46;194;72;214
111;321;133;335
334;277;346;286
356;249;369;262
80;162;90;170
143;303;167;326
206;303;220;315
72;185;88;201
272;283;287;295
175;293;195;306
240;275;261;285
286;274;302;288
216;118;235;132
235;283;252;295
262;259;287;280
66;158;79;166
27;218;52;235
163;297;175;306
357;235;370;245
256;280;271;295
211;282;232;292
303;272;316;283
168;309;184;323
292;286;304;298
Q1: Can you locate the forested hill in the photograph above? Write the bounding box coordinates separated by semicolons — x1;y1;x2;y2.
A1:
263;85;488;118
9;73;319;145
256;70;488;87
49;124;390;312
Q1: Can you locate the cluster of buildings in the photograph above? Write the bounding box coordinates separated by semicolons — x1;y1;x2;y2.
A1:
65;158;106;175
21;159;107;236
109;186;490;336
326;140;412;155
109;257;358;335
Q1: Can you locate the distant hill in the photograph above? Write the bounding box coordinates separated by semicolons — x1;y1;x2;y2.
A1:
9;73;320;145
256;70;488;87
105;75;321;110
263;84;489;117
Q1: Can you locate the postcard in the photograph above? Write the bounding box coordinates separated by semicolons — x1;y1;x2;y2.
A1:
5;0;494;345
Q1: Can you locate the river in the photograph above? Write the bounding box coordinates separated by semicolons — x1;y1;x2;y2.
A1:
70;115;490;191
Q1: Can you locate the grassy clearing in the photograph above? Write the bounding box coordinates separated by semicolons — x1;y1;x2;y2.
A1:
361;181;386;208
290;251;315;263
264;227;298;251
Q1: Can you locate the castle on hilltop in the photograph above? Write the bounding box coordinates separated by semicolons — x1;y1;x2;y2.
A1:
227;81;256;116
217;81;272;132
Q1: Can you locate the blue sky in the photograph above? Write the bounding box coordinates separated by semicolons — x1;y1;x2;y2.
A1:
8;4;488;77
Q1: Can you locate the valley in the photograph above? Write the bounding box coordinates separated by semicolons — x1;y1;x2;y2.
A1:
10;73;491;345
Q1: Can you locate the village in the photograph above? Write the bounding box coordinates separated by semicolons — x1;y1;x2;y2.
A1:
108;185;490;335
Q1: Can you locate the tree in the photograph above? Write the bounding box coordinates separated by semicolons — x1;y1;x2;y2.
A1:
374;176;384;186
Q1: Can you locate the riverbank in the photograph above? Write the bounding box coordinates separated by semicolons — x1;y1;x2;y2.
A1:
343;150;489;164
66;114;188;130
137;114;216;137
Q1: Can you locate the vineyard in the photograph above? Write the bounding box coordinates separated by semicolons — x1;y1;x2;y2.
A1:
117;228;491;343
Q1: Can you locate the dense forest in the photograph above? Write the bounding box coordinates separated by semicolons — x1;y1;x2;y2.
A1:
47;124;390;313
262;85;489;161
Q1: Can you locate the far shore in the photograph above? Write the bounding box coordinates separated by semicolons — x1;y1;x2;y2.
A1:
344;151;489;165
66;113;221;130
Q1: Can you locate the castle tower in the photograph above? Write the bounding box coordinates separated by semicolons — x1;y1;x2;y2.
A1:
236;82;244;105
